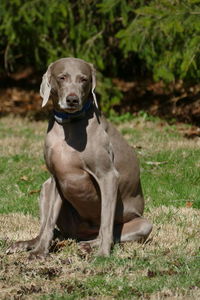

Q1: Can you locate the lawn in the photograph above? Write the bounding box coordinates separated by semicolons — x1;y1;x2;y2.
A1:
0;115;199;299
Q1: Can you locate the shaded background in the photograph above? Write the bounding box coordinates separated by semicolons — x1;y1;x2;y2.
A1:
0;0;200;126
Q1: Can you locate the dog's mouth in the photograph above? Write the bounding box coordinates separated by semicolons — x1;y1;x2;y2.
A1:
66;104;83;113
65;107;80;113
59;103;82;113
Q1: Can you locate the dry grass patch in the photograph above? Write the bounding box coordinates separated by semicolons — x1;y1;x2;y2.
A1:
0;213;39;241
0;116;46;156
0;206;199;299
118;119;200;152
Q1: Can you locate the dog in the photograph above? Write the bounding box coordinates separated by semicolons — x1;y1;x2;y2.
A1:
7;57;152;258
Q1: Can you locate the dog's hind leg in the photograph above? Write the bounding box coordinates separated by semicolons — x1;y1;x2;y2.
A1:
114;217;153;243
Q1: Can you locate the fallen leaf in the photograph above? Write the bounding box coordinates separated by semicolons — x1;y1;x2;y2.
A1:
20;175;29;181
50;240;68;253
78;243;93;258
29;189;40;195
40;165;48;172
147;270;157;278
186;201;193;208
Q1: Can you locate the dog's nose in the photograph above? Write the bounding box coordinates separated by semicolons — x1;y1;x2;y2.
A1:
66;94;79;106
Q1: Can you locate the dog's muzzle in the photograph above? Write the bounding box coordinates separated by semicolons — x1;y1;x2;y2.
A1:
54;100;92;124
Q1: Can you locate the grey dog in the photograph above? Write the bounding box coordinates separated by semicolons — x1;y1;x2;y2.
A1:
7;58;152;258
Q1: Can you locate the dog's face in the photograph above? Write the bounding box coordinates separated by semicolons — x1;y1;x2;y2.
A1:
40;58;96;113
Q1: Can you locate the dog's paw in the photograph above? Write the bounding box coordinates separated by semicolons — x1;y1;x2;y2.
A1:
6;241;29;254
79;238;100;248
97;248;110;257
96;241;113;257
28;250;48;260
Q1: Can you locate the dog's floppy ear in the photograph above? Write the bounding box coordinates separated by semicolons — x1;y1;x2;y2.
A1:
89;63;98;109
40;63;53;107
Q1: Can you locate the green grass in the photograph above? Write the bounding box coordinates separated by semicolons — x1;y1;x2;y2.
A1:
0;115;199;299
0;154;48;215
0;118;49;216
118;120;200;209
141;148;200;209
38;252;200;299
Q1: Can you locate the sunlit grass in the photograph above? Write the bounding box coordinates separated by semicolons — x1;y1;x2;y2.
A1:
0;115;199;299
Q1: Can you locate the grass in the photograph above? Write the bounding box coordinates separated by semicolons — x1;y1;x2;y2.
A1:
118;118;200;209
0;118;48;216
0;115;199;299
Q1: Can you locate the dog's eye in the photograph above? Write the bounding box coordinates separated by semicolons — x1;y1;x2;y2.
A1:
59;76;66;80
80;77;87;83
58;75;68;81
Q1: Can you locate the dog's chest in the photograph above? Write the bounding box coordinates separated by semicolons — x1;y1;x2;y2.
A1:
45;136;84;177
45;135;99;210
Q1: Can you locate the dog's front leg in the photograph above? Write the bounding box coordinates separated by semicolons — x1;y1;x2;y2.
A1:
6;177;60;255
28;176;62;259
97;169;119;257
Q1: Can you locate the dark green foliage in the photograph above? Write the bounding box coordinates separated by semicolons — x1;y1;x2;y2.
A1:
0;0;104;70
117;0;200;82
0;0;200;111
0;0;126;111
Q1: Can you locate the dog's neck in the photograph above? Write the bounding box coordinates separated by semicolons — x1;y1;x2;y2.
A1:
54;100;92;124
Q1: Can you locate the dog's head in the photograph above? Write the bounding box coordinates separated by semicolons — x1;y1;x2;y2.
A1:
40;57;97;112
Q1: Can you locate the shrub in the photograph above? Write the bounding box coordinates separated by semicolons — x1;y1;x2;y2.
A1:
0;0;199;112
116;0;200;82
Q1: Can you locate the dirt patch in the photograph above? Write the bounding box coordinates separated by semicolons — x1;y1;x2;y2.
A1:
0;87;52;120
113;79;200;126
